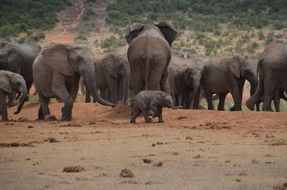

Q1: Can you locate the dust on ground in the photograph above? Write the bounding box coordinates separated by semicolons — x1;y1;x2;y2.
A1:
0;99;287;190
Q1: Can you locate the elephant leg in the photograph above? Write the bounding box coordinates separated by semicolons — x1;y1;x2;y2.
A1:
262;81;275;112
38;96;50;120
109;80;118;104
142;110;152;123
218;93;227;111
274;91;281;112
132;75;145;96
52;73;73;121
147;66;162;91
229;85;242;111
99;89;107;100
0;92;8;121
130;108;140;123
66;78;80;102
150;104;163;123
160;69;170;94
205;91;214;110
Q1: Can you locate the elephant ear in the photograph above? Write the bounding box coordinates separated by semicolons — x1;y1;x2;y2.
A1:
102;54;117;78
41;43;74;77
0;71;12;93
155;21;177;46
125;23;144;44
228;56;241;78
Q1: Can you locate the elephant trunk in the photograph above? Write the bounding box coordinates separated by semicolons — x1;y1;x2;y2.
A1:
247;73;258;96
120;75;130;103
81;69;116;107
14;87;28;114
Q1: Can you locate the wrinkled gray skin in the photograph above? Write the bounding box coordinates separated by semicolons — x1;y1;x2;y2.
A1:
126;21;177;96
128;90;182;123
255;90;287;112
246;43;287;111
0;42;40;106
81;53;130;104
202;55;257;111
173;65;203;109
33;43;116;121
0;70;28;121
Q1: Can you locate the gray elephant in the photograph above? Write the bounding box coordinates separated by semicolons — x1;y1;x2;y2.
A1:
128;90;182;123
33;43;116;121
202;55;257;111
0;70;28;121
0;42;40;93
126;21;177;96
246;43;287;111
81;53;130;104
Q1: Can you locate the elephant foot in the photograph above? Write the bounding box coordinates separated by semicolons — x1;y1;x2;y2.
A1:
245;98;254;111
45;114;57;121
130;120;136;123
158;120;164;123
1;117;9;122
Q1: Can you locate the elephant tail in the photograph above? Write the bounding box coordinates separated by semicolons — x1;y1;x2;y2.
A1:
126;98;134;106
145;57;151;90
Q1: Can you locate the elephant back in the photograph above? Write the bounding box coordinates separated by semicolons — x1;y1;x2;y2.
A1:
262;43;287;68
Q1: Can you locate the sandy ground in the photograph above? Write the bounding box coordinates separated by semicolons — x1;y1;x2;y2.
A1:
0;100;287;190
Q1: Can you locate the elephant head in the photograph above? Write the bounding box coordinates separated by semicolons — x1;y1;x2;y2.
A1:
0;70;28;114
41;43;115;107
0;43;23;73
161;93;182;109
228;55;257;95
125;21;177;45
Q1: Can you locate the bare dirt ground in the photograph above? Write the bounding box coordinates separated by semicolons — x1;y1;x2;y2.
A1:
0;99;287;190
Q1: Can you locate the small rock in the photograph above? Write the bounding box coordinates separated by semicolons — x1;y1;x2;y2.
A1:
251;159;258;164
153;161;163;167
172;152;179;156
18;117;28;122
142;158;152;164
47;137;58;143
193;155;201;159
63;166;85;173
186;136;193;140
120;168;134;178
235;178;241;182
27;125;34;128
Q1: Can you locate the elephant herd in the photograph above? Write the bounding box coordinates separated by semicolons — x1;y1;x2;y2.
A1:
0;21;287;122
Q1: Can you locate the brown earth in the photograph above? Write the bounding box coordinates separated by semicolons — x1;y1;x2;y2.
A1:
0;99;287;190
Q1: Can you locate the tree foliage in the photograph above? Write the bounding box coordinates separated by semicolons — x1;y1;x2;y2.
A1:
0;0;69;38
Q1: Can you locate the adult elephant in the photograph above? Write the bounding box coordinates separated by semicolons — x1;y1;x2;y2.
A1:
33;43;115;121
202;55;257;111
246;43;287;111
0;42;40;92
81;53;130;104
126;21;177;96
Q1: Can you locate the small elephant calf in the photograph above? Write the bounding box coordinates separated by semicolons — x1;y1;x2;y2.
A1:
0;70;28;121
128;90;182;123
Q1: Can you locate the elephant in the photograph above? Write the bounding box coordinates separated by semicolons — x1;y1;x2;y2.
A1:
33;43;116;121
246;43;287;111
0;70;28;121
81;53;130;104
128;90;182;123
125;21;177;96
0;42;40;93
201;55;257;111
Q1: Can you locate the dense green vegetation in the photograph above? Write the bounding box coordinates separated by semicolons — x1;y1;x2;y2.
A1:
0;0;69;39
107;0;287;31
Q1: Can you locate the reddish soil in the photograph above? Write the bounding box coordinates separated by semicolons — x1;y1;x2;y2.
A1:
0;98;286;190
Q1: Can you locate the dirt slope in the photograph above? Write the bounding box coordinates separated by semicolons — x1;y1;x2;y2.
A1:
0;101;286;190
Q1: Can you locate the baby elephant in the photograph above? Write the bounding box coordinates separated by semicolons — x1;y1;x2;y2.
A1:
0;70;28;121
128;90;182;123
